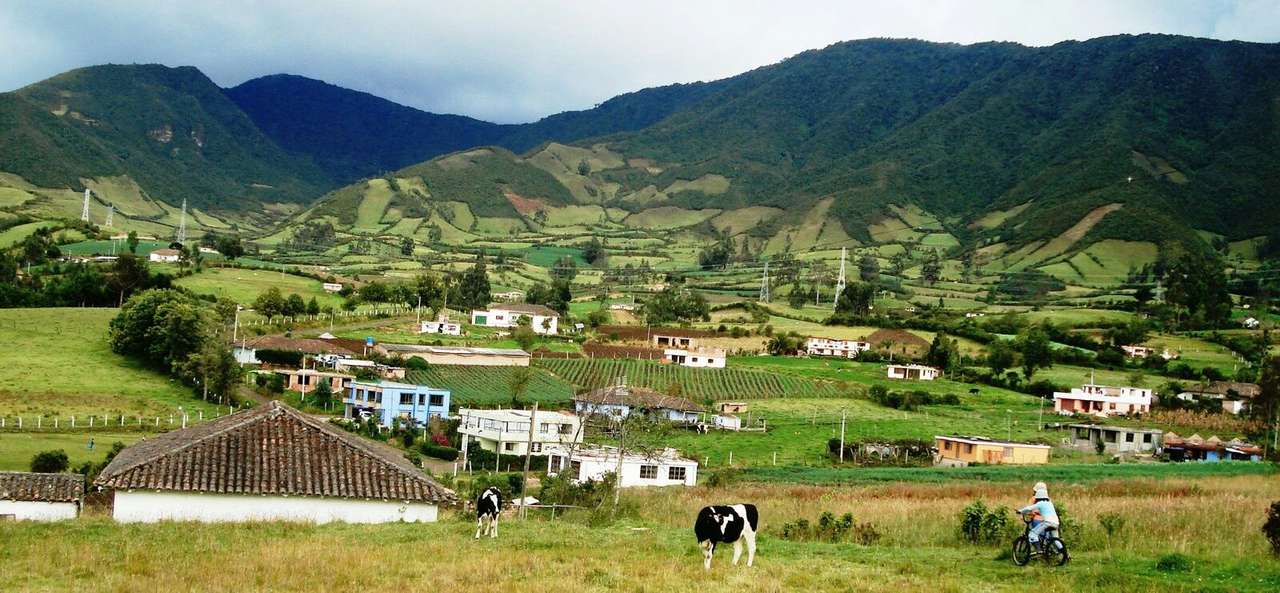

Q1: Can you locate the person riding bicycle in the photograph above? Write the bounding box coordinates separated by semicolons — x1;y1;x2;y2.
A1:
1017;481;1059;548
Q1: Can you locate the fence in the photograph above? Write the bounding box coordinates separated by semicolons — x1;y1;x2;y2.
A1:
0;406;242;433
235;305;414;328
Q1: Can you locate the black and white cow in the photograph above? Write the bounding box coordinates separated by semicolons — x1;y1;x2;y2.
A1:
694;504;759;569
475;487;501;539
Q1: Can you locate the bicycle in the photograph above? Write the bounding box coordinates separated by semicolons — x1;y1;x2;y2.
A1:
1011;512;1069;566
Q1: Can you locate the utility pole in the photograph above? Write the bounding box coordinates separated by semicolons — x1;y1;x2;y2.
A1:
611;399;628;517
416;295;422;325
520;401;539;519
758;260;770;303
838;410;846;463
80;189;91;222
105;204;113;228
833;247;847;311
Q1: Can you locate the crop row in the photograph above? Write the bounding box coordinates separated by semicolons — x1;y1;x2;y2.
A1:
535;359;852;401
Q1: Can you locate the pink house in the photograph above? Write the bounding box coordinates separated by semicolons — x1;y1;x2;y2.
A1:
1053;384;1152;417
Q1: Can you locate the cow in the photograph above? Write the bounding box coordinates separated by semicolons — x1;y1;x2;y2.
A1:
475;486;501;539
694;504;759;570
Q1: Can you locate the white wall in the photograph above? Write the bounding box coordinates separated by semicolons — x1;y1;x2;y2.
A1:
0;500;78;521
112;491;438;524
567;458;697;488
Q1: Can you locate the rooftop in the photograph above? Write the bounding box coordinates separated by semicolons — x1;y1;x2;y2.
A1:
244;335;363;356
380;343;530;357
935;435;1052;449
95;401;455;503
1068;423;1163;434
574;384;702;412
547;444;696;464
459;408;578;421
486;302;559;317
1180;381;1261;398
0;471;83;503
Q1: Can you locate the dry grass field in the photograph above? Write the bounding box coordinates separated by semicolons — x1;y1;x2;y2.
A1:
3;472;1277;592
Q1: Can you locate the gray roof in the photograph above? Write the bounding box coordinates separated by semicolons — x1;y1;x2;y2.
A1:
94;401;455;504
0;471;82;502
380;343;529;357
486;302;559;317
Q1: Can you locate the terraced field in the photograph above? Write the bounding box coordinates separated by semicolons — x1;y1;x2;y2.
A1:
406;366;574;406
536;358;855;400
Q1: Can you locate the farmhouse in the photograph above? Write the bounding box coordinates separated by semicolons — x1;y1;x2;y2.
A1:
95;401;455;523
345;380;451;426
1053;384;1152;417
718;402;748;414
275;368;354;393
376;343;530;367
147;248;181;263
806;337;871;359
1162;433;1263;462
1121;345;1177;360
417;315;462;336
546;445;698;488
573;383;703;424
662;347;726;368
1242;317;1260;329
1067;424;1162;454
933;435;1051;467
652;333;697;348
0;471;81;521
1177;381;1260;415
886;364;940;381
492;290;525;302
322;282;343;293
470;303;560;335
457;408;582;458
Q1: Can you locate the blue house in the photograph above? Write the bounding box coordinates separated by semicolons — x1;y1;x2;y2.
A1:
344;380;451;427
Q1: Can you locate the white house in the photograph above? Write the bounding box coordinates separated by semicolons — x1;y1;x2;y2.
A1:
417;316;462;336
806;337;871;359
1121;345;1178;360
492;290;526;302
546;445;697;488
573;383;703;424
148;248;181;263
0;472;81;521
376;343;530;367
457;408;583;458
471;303;560;335
95;401;456;523
1177;381;1260;415
322;282;344;293
886;364;941;381
663;347;726;368
1053;384;1152;417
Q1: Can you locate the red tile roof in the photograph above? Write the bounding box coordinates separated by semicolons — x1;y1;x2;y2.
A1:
0;471;82;502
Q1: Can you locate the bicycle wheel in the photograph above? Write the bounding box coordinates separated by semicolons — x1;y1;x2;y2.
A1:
1011;536;1032;566
1043;538;1069;566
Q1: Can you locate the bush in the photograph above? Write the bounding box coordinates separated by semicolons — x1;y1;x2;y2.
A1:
538;471;615;509
703;468;741;488
1264;501;1280;557
1098;512;1126;539
405;357;429;370
1155;553;1191;572
780;511;882;545
255;349;304;366
30;449;70;473
958;500;1009;544
419;443;459;461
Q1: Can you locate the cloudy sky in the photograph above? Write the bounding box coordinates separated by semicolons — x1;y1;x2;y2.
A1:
2;1;1278;123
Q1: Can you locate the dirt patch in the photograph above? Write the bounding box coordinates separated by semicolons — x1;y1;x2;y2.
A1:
504;191;548;216
1059;203;1123;244
865;328;929;350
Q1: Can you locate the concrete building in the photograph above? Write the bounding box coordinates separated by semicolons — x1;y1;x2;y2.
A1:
95;401;455;523
377;343;531;367
546;445;697;488
417;318;462;336
492;290;526;302
1067;424;1163;454
933;435;1051;467
275;368;353;393
331;359;406;380
148;248;181;263
1177;381;1260;415
322;282;344;293
457;408;582;458
662;347;726;368
806;337;871;359
1053;384;1152;417
0;472;81;521
470;303;560;335
1121;345;1177;360
573;383;703;424
345;380;451;426
651;333;697;349
886;364;941;381
234;335;366;365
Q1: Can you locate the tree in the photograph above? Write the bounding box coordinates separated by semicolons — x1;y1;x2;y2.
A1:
642;288;710;325
921;250;942;285
926;333;960;373
189;340;239;404
109;253;150;306
30;450;70;473
311;380;334;409
110;289;212;377
1133;284;1154;309
306;297;320;315
697;237;734;270
413;274;447;313
1161;244;1232;328
1254;357;1280;448
215;235;244;259
987;339;1016;376
513;326;537;352
550;255;578;281
834;282;876;318
400;236;414;256
858;254;879;283
1015;327;1054;380
126;231;139;254
583;237;606;266
254;287;287;318
787;284;811;309
458;257;492;311
767;332;806;356
508;366;533;407
285;293;306;316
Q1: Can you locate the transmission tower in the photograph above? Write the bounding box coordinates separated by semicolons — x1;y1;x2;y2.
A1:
758;260;770;303
80;189;91;222
105;204;114;228
176;198;187;243
833;247;847;310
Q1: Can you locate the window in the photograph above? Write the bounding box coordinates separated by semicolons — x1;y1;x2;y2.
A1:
549;456;562;472
540;423;552;434
1002;447;1014;459
1143;434;1152;443
400;393;415;405
1125;433;1135;442
559;423;574;435
639;465;658;479
531;443;542;453
503;442;516;452
943;440;953;450
430;393;444;406
570;461;581;480
373;392;382;404
963;444;974;454
668;466;686;481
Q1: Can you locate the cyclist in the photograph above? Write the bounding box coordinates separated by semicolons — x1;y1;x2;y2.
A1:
1018;481;1059;548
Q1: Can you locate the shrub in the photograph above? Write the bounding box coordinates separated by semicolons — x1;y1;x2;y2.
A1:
959;500;1008;544
405;357;429;370
30;449;70;473
419;443;459;461
1098;512;1126;539
780;511;881;545
255;349;304;366
1264;501;1280;557
1155;553;1191;572
704;468;741;488
538;471;615;509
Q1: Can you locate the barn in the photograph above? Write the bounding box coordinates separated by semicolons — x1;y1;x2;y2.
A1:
0;471;82;521
95;401;455;523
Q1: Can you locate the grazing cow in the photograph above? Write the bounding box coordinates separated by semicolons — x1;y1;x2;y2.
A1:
475;487;501;539
694;504;759;569
969;388;980;395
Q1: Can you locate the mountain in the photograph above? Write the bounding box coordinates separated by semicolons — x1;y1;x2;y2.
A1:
0;64;329;211
226;74;729;180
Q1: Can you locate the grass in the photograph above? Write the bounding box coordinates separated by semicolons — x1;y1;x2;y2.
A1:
3;474;1277;592
0;220;56;247
525;244;586;267
58;239;171;257
0;308;216;417
1011;308;1135;328
174;267;344;308
743;460;1277;485
407;366;575;407
0;431;147;471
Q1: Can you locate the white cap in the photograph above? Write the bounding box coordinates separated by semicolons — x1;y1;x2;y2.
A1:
1033;481;1049;498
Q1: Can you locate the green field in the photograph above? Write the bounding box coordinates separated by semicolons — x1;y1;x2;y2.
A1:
0;308;216;417
0;220;56;247
744;459;1277;484
0;431;147;471
174;267;345;308
537;358;855;401
59;239;171;257
524;244;587;267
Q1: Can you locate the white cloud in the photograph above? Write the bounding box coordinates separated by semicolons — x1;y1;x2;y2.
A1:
0;0;1276;122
